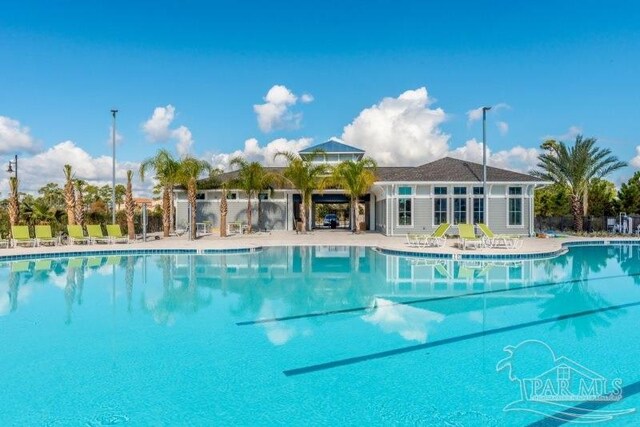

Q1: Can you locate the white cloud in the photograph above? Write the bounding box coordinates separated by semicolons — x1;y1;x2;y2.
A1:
544;125;582;142
631;146;640;168
208;137;312;171
448;138;539;173
107;125;123;147
0;116;39;154
497;121;509;136
0;140;147;196
341;87;450;166
141;105;194;156
253;85;310;133
142;105;175;141
466;102;510;124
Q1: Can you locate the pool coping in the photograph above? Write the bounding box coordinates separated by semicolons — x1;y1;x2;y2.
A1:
0;238;639;262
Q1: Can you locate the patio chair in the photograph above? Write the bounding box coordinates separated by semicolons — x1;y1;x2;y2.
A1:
425;223;451;247
11;225;36;248
106;224;130;244
35;225;59;246
67;225;90;245
86;225;112;244
406;233;427;247
458;224;483;250
477;223;522;249
0;233;8;249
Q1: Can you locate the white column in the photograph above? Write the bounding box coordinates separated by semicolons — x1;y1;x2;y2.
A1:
369;195;375;231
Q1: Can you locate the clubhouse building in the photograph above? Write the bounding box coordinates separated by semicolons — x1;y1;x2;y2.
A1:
175;139;545;236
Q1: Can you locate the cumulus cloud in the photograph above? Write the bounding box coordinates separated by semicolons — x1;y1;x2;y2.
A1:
448;138;539;173
0;116;39;154
0;140;147;196
341;87;449;166
253;85;312;132
466;102;510;124
208;137;313;171
141;105;194;156
544;125;582;142
107;125;123;147
631;146;640;168
497;121;509;136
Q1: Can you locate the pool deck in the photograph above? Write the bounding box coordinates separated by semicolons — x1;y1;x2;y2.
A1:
1;230;638;258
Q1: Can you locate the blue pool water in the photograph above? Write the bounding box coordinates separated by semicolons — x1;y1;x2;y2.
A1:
1;245;639;425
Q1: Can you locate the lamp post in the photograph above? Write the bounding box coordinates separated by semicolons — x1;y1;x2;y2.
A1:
111;109;118;224
482;106;492;224
6;154;18;180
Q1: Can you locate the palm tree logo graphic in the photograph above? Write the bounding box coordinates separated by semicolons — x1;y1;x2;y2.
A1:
496;340;634;423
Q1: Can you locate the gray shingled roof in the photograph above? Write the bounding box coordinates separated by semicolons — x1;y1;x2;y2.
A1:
375;157;542;183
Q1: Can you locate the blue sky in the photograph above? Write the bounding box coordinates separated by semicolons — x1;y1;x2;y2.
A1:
1;1;640;193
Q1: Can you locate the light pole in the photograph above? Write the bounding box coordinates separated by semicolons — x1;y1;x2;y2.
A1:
6;154;18;181
111;109;118;224
482;106;492;224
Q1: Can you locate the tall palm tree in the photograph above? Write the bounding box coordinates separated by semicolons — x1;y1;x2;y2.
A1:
8;177;20;228
74;179;86;227
331;157;377;233
274;150;330;233
140;149;180;237
176;156;215;240
63;164;76;225
534;135;626;232
125;170;136;240
229;158;280;233
220;185;228;238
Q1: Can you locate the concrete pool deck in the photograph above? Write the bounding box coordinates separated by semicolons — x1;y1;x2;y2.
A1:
1;230;638;258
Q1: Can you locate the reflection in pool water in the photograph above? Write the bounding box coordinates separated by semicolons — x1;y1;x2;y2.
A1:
0;245;639;425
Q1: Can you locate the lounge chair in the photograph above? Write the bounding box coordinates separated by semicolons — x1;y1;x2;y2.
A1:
0;234;8;248
425;223;451;247
458;224;483;250
67;225;90;245
34;259;53;272
11;226;36;248
106;224;130;244
86;225;112;244
35;225;59;246
477;223;522;249
406;233;428;247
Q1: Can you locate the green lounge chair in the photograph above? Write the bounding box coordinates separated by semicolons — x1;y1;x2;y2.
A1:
34;259;53;272
11;226;36;248
477;223;523;249
106;224;130;244
86;257;104;269
86;225;112;244
0;234;8;249
11;260;32;273
458;224;483;250
425;223;451;247
35;225;59;246
405;233;428;247
67;225;90;245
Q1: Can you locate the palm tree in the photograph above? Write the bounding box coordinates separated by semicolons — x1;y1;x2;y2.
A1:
8;177;19;228
534;135;626;232
229;158;280;233
125;170;136;240
274;150;330;233
63;164;76;225
74;179;86;227
331;158;377;232
220;185;228;237
140;149;180;237
176;156;215;240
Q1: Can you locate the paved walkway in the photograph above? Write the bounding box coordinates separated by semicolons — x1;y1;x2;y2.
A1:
2;229;638;257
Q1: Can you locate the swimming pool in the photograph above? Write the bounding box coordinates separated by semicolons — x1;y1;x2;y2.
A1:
1;244;638;425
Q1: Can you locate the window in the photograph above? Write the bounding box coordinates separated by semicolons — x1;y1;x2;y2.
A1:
227;192;237;200
434;186;447;195
398;187;412;226
473;198;484;224
196;193;205;200
473;187;485;223
453;187;467;195
508;187;523;226
258;192;269;200
434;198;447;225
453;197;467;224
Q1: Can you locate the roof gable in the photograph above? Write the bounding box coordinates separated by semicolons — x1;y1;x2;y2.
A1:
299;139;365;154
